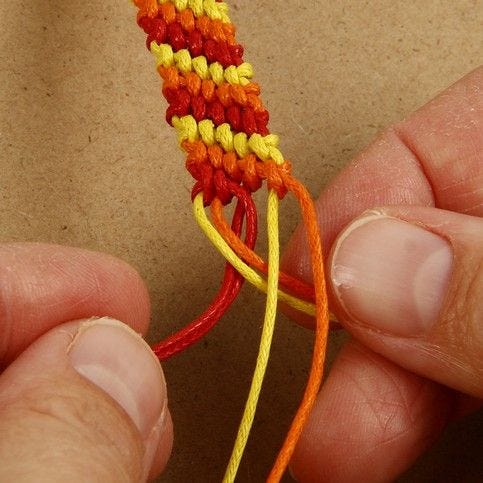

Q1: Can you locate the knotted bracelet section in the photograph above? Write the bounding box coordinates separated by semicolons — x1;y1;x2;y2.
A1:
132;1;331;481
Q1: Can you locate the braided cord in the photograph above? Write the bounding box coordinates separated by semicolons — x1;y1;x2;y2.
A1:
132;1;331;480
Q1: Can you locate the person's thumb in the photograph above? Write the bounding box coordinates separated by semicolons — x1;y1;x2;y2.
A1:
326;206;482;397
0;317;173;482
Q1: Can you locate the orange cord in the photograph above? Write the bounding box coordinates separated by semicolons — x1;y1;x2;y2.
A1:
133;1;331;479
267;173;330;482
212;175;330;482
210;197;315;302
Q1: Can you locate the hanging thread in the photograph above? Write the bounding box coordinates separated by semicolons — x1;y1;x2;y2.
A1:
132;1;331;480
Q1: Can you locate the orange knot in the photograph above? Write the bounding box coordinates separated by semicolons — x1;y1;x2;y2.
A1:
191;167;236;206
134;0;158;19
260;160;292;199
182;140;292;204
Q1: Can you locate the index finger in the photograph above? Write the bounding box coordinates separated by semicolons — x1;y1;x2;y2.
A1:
0;243;151;367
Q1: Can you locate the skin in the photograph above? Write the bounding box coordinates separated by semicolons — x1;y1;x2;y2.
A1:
0;245;172;481
283;66;483;482
0;67;481;481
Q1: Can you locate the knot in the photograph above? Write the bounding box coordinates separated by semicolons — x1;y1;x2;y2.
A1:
192;15;237;45
247;133;284;164
139;5;244;66
137;0;231;23
224;64;253;85
191;166;234;206
201;0;231;23
135;0;159;20
183;137;292;202
238;154;263;193
261;160;292;199
151;44;253;86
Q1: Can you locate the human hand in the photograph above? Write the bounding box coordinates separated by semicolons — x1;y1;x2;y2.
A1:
0;68;480;483
281;66;483;482
0;244;172;481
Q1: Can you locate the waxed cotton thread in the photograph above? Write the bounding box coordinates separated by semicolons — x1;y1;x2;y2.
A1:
132;1;331;480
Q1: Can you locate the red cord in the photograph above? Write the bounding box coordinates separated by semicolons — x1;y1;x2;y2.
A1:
152;174;257;360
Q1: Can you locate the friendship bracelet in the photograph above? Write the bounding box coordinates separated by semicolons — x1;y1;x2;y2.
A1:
132;1;330;480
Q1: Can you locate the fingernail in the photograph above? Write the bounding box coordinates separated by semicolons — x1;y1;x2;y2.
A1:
331;214;453;335
142;407;172;481
68;318;168;440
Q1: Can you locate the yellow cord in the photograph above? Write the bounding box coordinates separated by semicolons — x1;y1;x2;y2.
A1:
133;2;327;481
150;43;253;86
222;189;280;482
158;0;231;23
170;114;284;165
193;195;315;317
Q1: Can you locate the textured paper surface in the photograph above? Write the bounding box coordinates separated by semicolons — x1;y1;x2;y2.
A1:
1;1;482;481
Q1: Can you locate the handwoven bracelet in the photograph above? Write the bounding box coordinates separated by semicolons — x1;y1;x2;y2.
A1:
132;1;330;481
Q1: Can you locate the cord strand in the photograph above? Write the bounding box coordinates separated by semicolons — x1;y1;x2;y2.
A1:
223;189;280;482
267;174;330;482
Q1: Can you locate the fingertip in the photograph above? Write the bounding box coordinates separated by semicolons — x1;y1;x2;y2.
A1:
0;243;152;364
93;252;152;336
145;410;174;481
0;317;171;482
62;246;152;336
328;211;453;336
290;341;454;483
67;318;166;439
66;317;173;479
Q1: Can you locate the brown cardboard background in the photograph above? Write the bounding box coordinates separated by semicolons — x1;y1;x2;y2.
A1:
1;1;482;481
